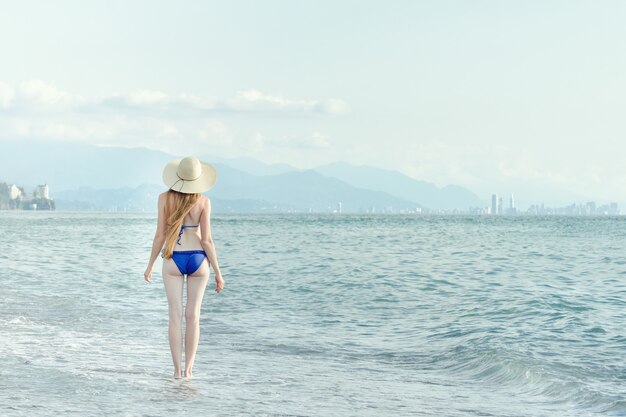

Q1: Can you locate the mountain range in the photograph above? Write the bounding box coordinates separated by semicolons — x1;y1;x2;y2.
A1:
0;139;485;212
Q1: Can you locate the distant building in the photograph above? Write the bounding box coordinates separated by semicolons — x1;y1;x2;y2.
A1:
337;201;342;214
507;193;517;215
469;206;488;215
9;184;23;200
35;184;50;199
491;194;498;215
498;196;503;215
523;201;619;216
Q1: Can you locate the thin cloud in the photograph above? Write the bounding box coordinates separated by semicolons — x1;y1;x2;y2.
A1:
0;79;346;158
225;90;349;115
0;79;80;111
100;91;216;114
0;80;349;117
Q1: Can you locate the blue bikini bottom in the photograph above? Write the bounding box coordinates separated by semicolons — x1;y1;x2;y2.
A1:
171;250;208;275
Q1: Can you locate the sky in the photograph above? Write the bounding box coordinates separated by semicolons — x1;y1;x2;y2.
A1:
1;0;626;206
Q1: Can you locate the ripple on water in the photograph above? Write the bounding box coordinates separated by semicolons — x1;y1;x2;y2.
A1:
0;212;625;416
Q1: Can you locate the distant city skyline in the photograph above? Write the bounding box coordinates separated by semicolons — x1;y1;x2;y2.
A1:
485;192;619;216
2;1;626;206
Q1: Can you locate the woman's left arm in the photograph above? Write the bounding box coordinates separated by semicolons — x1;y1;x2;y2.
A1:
144;193;167;282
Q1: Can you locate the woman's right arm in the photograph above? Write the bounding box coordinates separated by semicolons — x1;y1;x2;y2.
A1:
199;196;224;292
144;193;167;282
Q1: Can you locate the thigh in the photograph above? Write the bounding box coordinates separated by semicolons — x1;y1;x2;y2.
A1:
163;258;184;309
187;258;210;310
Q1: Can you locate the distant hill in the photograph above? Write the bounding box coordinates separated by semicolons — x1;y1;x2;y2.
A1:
312;161;484;209
51;184;296;213
51;169;418;213
200;155;296;176
49;163;420;212
53;184;163;211
0;139;172;189
0;139;482;212
209;164;418;212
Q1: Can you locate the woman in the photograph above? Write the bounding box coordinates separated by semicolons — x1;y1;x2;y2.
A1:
144;156;225;379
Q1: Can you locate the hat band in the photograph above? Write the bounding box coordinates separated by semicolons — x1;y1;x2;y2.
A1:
170;170;202;192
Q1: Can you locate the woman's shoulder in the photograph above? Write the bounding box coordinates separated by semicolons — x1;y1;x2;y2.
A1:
157;191;169;206
200;195;211;206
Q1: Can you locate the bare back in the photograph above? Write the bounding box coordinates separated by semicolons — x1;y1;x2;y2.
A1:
164;193;207;251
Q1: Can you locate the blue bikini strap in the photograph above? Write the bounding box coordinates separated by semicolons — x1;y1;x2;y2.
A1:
176;224;199;245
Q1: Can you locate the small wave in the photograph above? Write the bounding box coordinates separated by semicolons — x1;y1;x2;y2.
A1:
1;316;38;326
436;347;624;414
330;343;625;415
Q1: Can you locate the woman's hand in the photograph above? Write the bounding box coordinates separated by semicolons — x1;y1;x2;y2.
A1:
144;265;153;283
215;273;225;293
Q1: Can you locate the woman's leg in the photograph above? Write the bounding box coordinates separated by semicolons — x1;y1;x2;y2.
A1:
184;258;210;378
162;258;184;378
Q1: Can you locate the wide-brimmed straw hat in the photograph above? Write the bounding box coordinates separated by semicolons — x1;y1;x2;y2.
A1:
162;156;217;194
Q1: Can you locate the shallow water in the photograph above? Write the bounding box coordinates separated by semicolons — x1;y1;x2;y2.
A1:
1;212;625;416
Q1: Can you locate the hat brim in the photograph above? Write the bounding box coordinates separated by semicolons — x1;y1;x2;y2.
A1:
162;158;217;194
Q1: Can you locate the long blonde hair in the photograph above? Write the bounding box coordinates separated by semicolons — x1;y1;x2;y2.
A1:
162;190;201;259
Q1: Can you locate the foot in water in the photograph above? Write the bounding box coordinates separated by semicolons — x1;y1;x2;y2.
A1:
174;370;182;379
184;369;193;379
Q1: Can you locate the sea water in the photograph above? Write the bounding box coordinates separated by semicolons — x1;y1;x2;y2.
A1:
0;212;624;417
